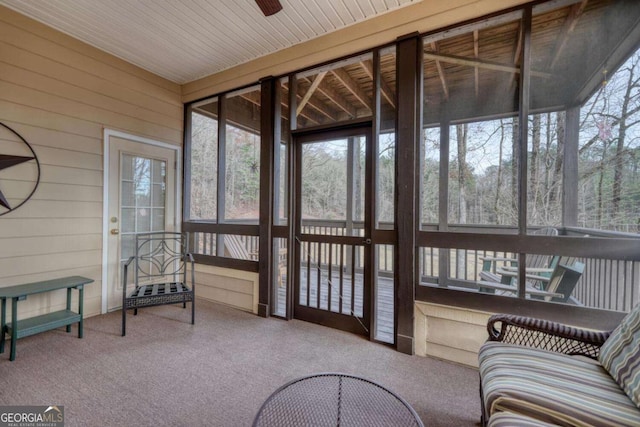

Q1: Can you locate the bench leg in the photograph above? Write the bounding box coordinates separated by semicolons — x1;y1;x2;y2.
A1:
0;298;5;354
191;296;195;325
66;288;72;333
122;305;126;337
10;298;18;361
78;285;84;339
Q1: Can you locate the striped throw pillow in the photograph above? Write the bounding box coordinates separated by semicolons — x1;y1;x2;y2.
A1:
599;303;640;407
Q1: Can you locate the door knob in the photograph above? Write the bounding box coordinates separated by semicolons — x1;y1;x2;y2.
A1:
110;229;120;235
363;238;372;245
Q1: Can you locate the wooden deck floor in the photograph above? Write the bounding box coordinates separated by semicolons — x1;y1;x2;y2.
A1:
276;267;394;343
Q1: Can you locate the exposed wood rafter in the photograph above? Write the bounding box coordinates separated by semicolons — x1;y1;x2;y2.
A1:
423;52;551;78
297;71;327;116
302;76;357;117
509;20;524;88
330;68;372;109
265;83;324;125
360;59;396;109
473;30;479;97
548;0;589;69
429;42;449;101
240;91;260;107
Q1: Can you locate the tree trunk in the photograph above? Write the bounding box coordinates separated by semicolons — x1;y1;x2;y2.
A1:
456;124;468;278
511;117;519;223
530;114;541;223
493;121;505;223
612;67;635;220
596;142;607;228
550;112;565;210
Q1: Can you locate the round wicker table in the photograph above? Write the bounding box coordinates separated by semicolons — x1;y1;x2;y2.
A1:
252;373;424;427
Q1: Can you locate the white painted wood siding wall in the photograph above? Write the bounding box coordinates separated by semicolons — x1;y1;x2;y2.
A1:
0;6;182;320
195;265;259;314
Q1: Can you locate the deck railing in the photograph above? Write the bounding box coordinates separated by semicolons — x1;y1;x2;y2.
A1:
188;219;640;312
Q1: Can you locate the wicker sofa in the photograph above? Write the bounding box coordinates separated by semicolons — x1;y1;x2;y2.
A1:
479;306;640;426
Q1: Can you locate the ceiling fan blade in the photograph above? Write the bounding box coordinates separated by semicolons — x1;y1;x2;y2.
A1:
256;0;282;16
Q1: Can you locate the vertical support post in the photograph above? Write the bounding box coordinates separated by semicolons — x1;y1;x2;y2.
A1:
517;7;532;296
287;74;297;320
183;104;193;223
258;76;277;318
272;79;283;317
370;49;381;341
563;106;579;228
395;32;421;355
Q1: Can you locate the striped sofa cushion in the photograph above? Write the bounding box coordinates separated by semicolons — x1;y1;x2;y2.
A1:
488;411;558;427
599;303;640;407
480;341;640;426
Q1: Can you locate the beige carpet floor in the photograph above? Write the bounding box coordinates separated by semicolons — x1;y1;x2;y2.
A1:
0;299;480;426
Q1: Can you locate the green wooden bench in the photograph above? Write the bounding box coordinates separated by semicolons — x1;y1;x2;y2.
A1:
0;276;94;361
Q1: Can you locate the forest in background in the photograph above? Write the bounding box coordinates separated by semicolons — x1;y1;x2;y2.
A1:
189;51;640;234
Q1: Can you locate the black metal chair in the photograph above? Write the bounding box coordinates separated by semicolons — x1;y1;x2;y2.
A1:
122;232;195;336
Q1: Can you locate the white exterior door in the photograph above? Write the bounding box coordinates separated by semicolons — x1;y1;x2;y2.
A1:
104;133;178;312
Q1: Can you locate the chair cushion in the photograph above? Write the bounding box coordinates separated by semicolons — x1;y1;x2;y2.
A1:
487;411;558;427
599;303;640;407
480;341;640;426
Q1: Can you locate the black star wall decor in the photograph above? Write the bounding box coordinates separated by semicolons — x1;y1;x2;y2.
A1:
0;155;35;209
0;122;40;216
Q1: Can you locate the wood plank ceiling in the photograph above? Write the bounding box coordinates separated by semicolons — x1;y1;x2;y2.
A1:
0;0;418;84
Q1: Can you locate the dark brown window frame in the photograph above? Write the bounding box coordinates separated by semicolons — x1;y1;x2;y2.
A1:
181;0;640;342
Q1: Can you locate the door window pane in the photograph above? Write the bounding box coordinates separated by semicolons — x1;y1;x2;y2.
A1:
120;154;167;264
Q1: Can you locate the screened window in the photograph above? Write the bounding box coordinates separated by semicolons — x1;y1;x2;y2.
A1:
422;12;521;232
224;86;261;223
189;98;218;221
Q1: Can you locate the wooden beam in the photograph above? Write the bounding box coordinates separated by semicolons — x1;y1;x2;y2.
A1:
429;42;449;101
330;67;372;109
257;77;275;318
240;91;260;107
548;0;589;69
423;52;551;78
280;84;322;125
296;71;327;116
295;87;339;122
509;21;524;88
360;59;396;109
302;76;357;117
395;33;420;355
